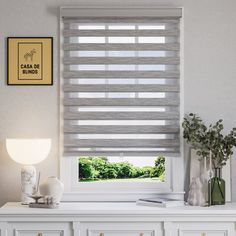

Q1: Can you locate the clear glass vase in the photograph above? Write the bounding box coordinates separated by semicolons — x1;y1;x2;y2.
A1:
208;168;225;205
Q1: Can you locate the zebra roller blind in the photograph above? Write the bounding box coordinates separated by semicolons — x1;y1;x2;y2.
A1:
61;8;182;157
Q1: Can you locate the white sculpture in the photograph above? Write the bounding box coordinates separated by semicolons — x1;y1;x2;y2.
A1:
187;177;205;206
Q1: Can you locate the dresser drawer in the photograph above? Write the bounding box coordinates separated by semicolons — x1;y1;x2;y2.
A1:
88;230;154;236
8;222;71;236
13;231;62;236
179;230;227;236
173;222;234;236
80;222;162;236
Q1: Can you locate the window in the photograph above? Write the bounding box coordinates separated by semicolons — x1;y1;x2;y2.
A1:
60;7;183;201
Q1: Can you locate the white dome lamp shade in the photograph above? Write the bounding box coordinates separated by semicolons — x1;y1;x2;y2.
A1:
6;139;51;165
6;139;51;204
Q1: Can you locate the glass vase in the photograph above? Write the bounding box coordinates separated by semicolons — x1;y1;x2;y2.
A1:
208;168;225;205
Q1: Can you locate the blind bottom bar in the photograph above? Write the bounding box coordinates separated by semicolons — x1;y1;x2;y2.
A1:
64;151;180;157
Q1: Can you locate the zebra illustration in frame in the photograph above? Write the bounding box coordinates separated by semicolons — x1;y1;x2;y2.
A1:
24;49;36;62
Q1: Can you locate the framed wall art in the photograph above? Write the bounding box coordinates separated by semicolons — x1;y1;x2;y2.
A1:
7;37;53;85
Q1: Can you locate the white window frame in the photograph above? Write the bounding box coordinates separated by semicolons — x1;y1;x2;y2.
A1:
59;5;184;202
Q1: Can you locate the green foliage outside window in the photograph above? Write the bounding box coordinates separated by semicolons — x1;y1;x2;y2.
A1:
79;156;165;182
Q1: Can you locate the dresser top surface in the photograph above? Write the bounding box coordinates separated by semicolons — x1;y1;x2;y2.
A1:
1;202;236;216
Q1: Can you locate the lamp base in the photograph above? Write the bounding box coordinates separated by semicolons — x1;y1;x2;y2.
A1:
21;165;36;204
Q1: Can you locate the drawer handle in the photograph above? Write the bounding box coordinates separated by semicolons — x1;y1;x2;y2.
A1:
201;233;206;236
99;232;144;236
37;233;43;236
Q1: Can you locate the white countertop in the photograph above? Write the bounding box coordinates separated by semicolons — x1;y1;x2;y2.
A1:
1;202;236;216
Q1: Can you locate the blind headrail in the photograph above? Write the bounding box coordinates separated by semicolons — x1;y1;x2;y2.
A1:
61;7;182;18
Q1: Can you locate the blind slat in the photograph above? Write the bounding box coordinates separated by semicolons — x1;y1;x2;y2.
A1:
64;56;180;65
63;84;180;92
63;43;180;51
64;111;179;120
63;29;179;37
64;125;179;134
64;98;179;106
62;18;180;23
63;71;180;78
64;138;179;147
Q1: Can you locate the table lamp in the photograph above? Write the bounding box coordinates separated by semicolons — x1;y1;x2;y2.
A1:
6;139;51;204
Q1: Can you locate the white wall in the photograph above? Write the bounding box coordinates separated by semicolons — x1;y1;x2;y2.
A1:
0;0;236;206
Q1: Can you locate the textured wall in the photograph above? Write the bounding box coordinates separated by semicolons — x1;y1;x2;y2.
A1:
0;0;236;206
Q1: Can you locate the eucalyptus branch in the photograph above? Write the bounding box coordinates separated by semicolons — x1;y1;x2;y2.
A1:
182;113;236;168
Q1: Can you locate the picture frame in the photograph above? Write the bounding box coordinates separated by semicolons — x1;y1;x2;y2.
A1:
7;37;53;85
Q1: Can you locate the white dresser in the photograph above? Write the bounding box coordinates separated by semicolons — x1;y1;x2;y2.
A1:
0;202;236;236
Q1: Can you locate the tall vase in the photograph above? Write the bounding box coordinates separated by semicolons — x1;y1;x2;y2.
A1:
208;168;225;205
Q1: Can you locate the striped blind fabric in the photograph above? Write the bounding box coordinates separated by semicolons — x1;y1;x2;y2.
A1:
62;8;181;157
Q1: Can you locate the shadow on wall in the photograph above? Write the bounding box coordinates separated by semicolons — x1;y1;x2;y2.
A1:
0;140;21;206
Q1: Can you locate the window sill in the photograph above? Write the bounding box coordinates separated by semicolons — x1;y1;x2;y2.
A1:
62;191;185;202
